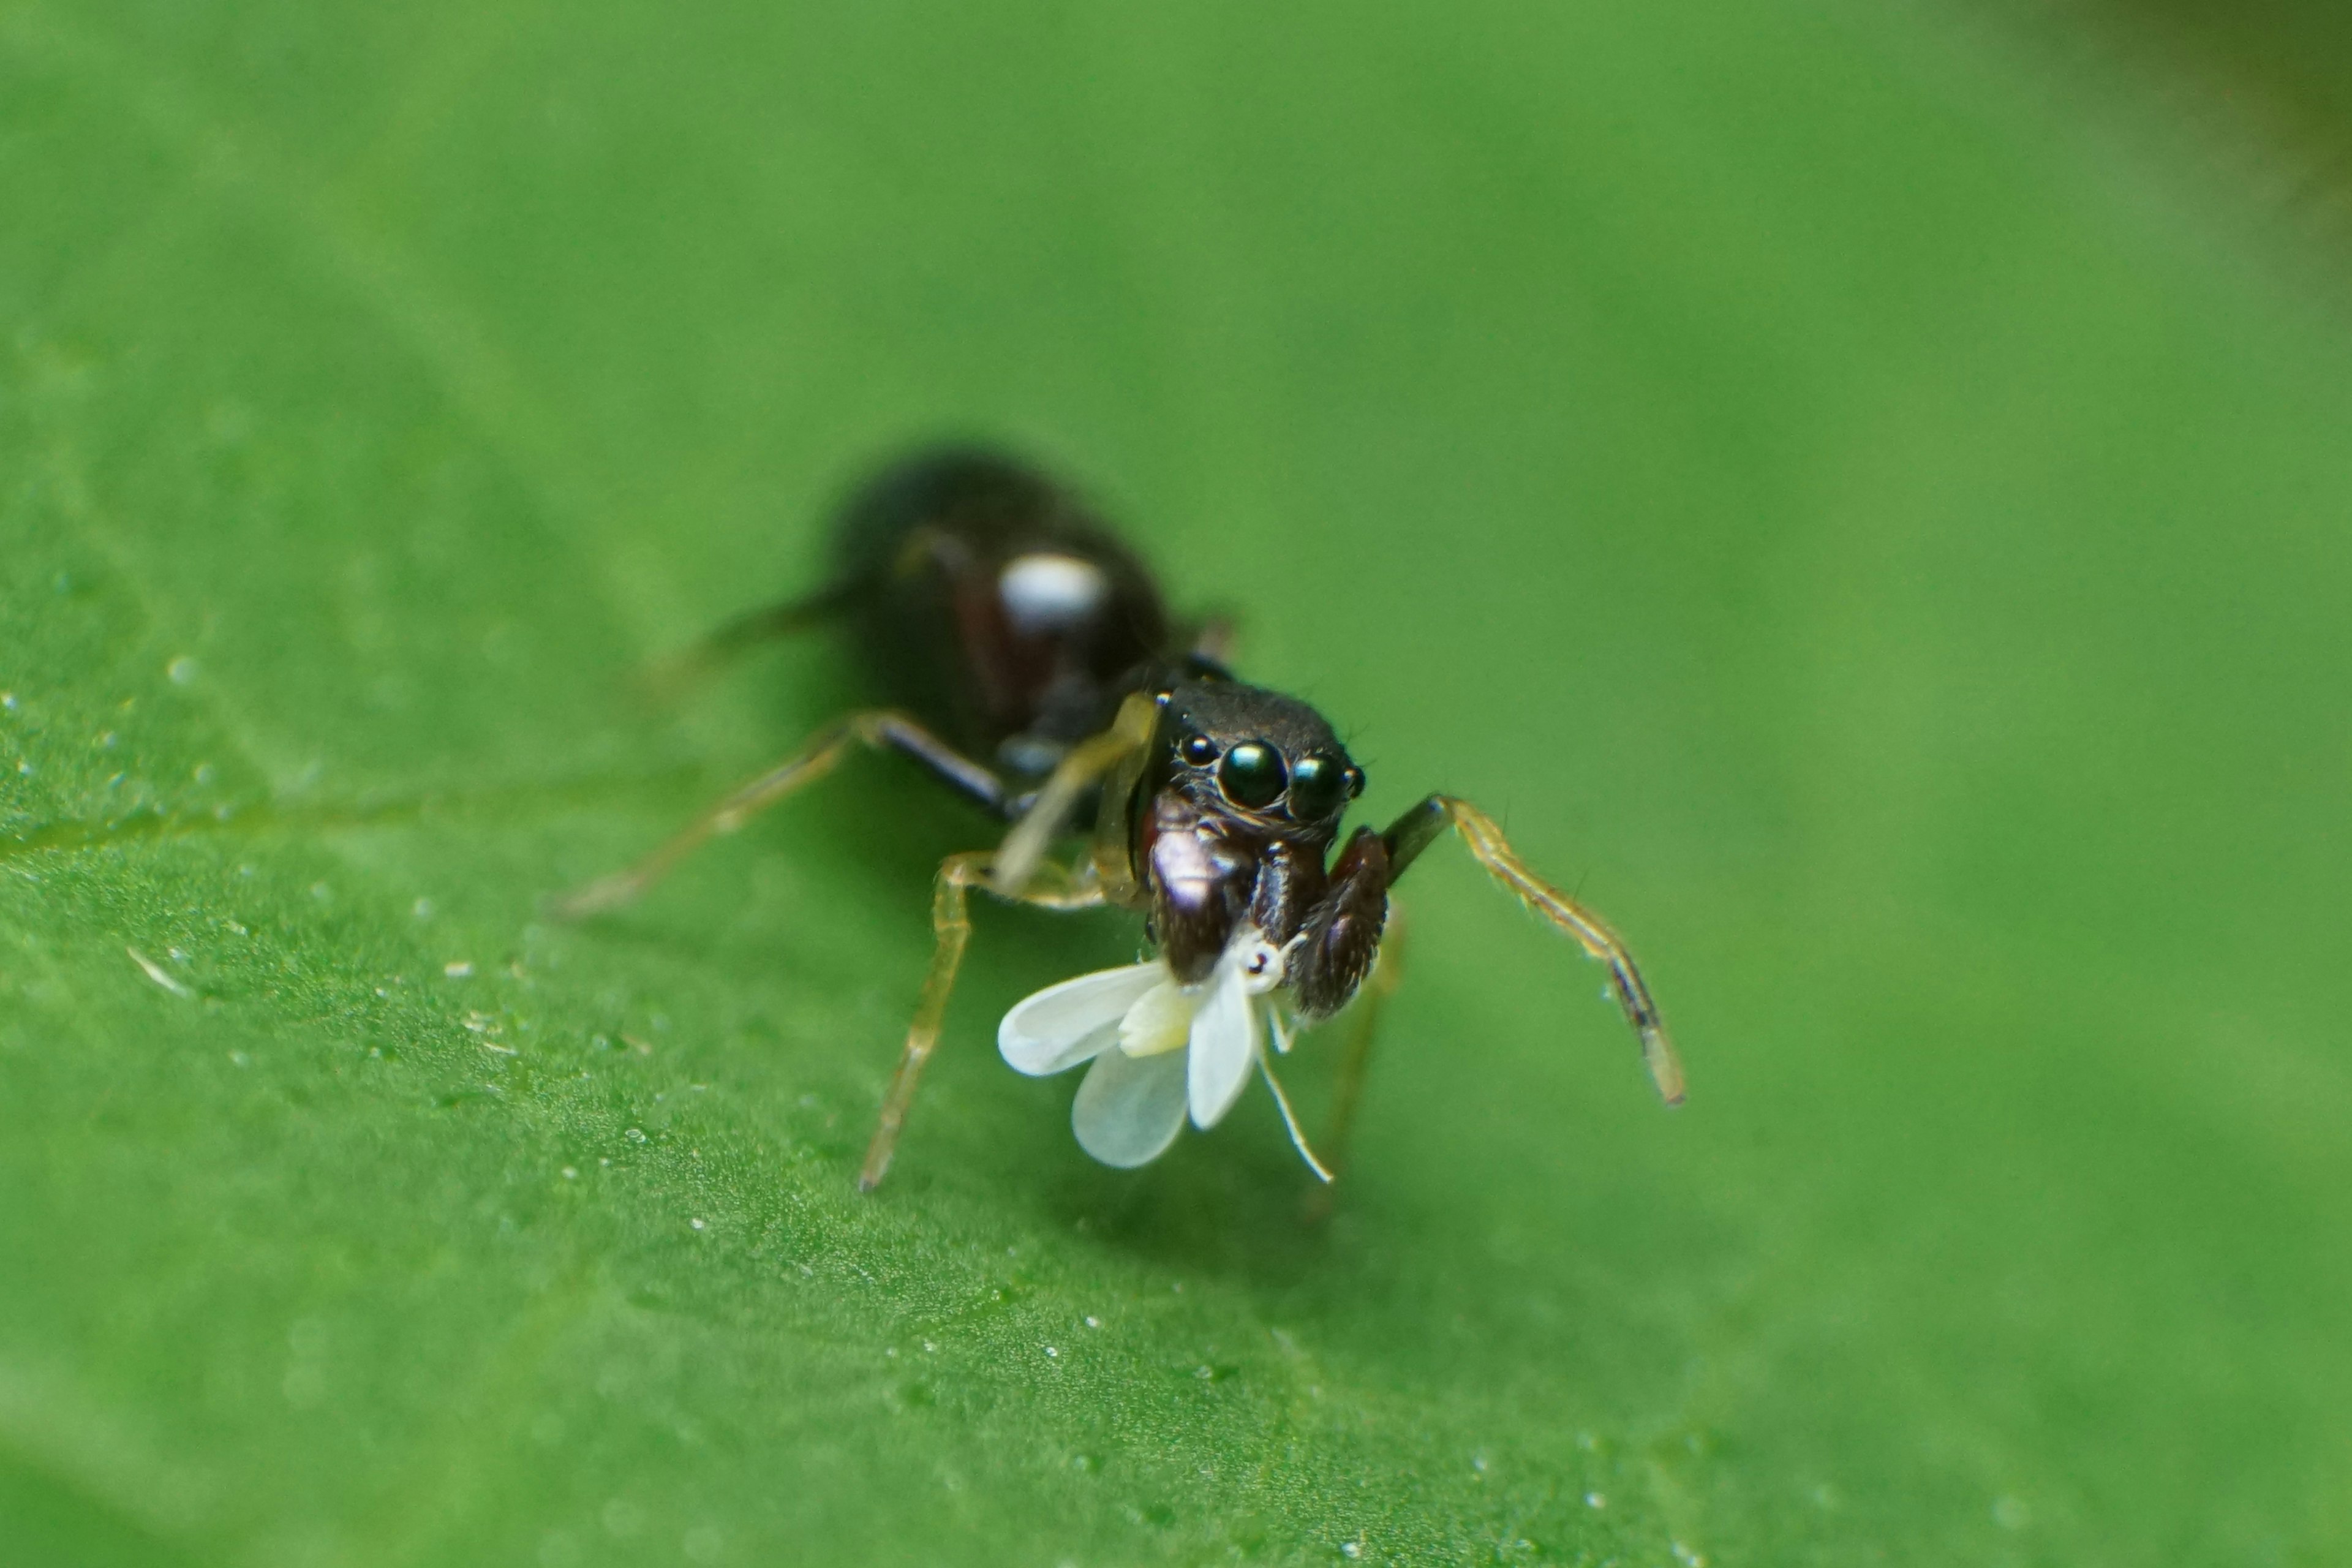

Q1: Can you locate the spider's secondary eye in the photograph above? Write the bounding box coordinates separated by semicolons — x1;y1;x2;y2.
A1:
1286;755;1350;820
1343;766;1366;798
1218;741;1287;809
1180;734;1219;767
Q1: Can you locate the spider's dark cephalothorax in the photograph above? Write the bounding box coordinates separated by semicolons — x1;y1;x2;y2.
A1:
556;447;1682;1189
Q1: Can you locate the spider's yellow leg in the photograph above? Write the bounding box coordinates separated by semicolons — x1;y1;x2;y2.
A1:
1297;910;1406;1219
859;853;1107;1191
1382;794;1683;1106
990;690;1161;898
550;710;1002;919
1436;796;1684;1105
1321;902;1407;1175
635;581;856;706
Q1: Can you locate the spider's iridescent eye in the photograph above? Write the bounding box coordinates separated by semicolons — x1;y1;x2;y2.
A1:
1218;741;1287;809
1286;754;1350;820
1343;766;1365;798
1180;733;1219;767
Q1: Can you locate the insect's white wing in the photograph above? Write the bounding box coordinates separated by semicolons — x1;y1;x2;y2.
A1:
999;962;1161;1076
1186;962;1259;1129
1071;1043;1189;1167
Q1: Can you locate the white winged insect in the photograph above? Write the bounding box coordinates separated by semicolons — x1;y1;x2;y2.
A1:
998;925;1332;1177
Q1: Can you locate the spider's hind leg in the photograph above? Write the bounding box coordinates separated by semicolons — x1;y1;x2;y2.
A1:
1321;903;1406;1178
549;710;1006;919
636;578;859;704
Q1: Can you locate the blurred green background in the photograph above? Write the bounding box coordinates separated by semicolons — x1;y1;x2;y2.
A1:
3;1;2348;1564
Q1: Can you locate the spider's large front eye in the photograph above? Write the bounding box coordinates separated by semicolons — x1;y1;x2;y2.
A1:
1286;755;1350;820
1218;741;1287;809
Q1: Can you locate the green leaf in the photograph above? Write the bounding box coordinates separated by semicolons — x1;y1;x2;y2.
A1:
4;2;2346;1563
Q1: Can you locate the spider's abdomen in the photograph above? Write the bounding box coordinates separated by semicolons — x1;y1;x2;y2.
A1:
831;448;1175;780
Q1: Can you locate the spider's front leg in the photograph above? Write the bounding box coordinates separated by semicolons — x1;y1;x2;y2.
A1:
1281;828;1401;1187
859;852;1107;1191
1382;795;1684;1106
